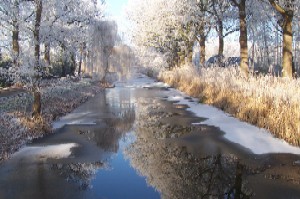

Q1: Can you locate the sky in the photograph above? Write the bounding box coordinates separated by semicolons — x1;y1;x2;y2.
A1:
106;0;128;17
105;0;130;42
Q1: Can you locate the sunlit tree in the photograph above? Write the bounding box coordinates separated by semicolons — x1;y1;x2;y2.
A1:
267;0;297;77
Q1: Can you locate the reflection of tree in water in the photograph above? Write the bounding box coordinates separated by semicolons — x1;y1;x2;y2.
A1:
88;109;136;153
125;98;252;198
134;99;194;140
78;88;136;153
50;162;104;190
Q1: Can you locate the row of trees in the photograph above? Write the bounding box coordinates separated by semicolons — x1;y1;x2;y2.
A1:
0;0;106;78
127;0;300;78
0;0;123;117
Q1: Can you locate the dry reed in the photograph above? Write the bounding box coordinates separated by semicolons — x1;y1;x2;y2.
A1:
158;65;300;146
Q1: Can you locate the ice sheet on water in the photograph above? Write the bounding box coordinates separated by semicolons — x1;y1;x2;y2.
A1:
52;112;97;129
13;143;78;161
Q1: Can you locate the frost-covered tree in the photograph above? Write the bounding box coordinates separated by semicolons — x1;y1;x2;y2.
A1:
0;0;20;68
172;0;213;66
0;0;107;117
39;0;104;76
127;0;214;68
127;0;177;66
85;20;118;83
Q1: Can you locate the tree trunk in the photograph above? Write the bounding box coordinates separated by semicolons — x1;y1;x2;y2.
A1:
32;88;41;118
44;42;50;66
101;47;111;83
12;0;20;69
32;0;43;118
199;23;206;67
34;0;42;73
282;12;293;78
60;44;67;77
70;52;76;76
251;27;255;70
238;0;249;77
199;36;206;67
186;41;194;64
218;20;224;57
78;42;86;76
233;162;244;199
268;1;294;78
78;51;82;76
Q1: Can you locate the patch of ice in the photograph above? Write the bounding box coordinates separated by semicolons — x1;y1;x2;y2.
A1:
167;89;300;155
52;112;97;129
169;96;185;101
143;82;169;88
14;143;78;160
53;121;96;129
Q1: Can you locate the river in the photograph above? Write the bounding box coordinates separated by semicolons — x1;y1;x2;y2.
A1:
1;72;300;199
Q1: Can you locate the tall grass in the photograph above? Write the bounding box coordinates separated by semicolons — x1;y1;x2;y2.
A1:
158;65;300;146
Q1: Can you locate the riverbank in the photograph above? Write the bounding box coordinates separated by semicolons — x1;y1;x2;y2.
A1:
0;77;103;162
158;65;300;147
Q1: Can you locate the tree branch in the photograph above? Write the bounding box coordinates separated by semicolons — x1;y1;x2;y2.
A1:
268;0;286;15
230;0;239;7
224;27;240;37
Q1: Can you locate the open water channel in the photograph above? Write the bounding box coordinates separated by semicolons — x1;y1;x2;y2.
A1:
1;73;300;199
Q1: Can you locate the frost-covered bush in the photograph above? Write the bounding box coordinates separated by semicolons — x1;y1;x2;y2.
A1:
0;68;13;87
0;113;27;161
134;47;168;77
50;60;76;77
0;58;14;87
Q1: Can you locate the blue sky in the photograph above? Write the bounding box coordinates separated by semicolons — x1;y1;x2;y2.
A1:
106;0;128;17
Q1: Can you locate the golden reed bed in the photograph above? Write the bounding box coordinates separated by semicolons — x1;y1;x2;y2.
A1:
158;65;300;146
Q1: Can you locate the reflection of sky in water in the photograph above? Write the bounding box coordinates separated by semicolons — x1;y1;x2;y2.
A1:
92;146;160;199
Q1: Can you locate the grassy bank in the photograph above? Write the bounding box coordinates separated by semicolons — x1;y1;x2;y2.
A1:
0;78;103;162
158;65;300;146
